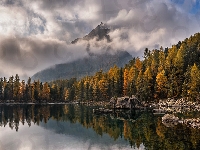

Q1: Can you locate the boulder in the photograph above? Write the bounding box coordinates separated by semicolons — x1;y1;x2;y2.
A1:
162;114;179;127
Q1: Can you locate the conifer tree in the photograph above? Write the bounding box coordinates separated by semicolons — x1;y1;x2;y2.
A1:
98;75;109;100
0;78;3;100
42;82;50;101
188;64;200;100
123;69;129;96
156;70;167;98
13;74;20;101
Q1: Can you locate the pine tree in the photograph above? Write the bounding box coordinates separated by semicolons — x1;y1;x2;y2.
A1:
42;82;50;101
26;77;32;102
19;80;26;102
34;80;41;102
13;74;20;101
3;77;7;101
0;78;3;101
8;76;14;100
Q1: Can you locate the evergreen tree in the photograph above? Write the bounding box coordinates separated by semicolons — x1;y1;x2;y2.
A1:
188;64;200;100
42;82;50;101
13;74;20;101
156;70;167;98
0;78;3;100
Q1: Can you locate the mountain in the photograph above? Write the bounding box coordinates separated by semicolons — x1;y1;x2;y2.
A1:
32;23;133;82
71;22;111;44
32;51;132;82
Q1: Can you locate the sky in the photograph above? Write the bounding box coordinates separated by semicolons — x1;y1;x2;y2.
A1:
0;0;200;79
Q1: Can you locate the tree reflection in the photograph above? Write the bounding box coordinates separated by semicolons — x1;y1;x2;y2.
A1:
1;104;200;149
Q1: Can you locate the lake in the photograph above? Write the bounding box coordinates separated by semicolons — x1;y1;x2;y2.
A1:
0;104;200;150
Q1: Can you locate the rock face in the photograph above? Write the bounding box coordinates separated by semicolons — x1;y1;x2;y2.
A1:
71;22;111;44
110;95;143;109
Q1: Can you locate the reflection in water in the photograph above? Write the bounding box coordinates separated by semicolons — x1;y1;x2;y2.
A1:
0;104;200;150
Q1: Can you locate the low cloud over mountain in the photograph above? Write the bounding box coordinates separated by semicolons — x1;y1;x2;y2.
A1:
0;0;199;79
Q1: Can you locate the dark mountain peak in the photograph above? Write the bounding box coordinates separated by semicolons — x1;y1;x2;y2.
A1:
71;22;111;44
99;22;108;29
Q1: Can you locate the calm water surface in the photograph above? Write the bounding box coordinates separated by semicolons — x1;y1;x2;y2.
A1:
0;104;200;150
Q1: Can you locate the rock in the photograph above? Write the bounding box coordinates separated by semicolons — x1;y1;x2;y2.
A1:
162;114;179;127
109;95;143;109
162;114;179;121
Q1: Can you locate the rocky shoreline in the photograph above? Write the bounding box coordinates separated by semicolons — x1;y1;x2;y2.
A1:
154;98;200;113
91;96;200;115
162;114;200;129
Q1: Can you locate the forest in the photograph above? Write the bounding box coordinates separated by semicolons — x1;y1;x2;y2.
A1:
1;33;200;103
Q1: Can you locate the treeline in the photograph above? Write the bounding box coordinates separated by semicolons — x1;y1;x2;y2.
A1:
0;75;75;103
2;33;200;103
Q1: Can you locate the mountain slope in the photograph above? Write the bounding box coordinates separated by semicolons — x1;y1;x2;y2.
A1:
32;51;132;82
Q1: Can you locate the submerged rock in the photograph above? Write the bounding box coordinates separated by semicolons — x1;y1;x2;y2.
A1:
162;114;179;127
162;114;200;129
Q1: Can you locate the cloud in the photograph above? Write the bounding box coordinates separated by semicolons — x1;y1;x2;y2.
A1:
0;6;29;36
106;1;195;54
0;36;93;79
0;0;199;79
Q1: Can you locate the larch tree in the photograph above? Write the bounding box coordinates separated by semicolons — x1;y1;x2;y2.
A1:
98;75;109;100
188;64;200;100
136;71;144;100
143;67;153;100
158;48;166;72
19;80;26;101
84;79;90;101
64;88;70;101
174;45;185;97
134;58;142;72
123;69;129;96
156;70;168;98
128;66;137;96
